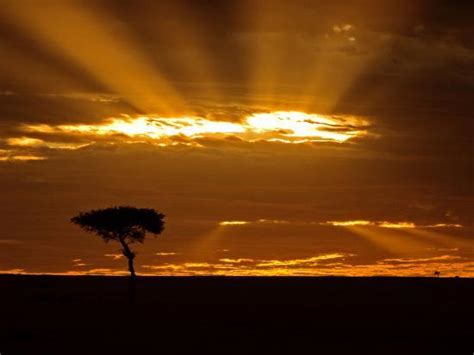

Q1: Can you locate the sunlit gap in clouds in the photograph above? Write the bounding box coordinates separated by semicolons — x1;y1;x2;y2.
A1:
14;111;368;152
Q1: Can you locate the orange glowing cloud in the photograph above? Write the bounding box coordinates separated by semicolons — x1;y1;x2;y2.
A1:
0;149;45;162
322;220;462;229
17;111;367;149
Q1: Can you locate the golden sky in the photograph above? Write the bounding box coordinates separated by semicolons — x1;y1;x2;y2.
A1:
0;0;472;276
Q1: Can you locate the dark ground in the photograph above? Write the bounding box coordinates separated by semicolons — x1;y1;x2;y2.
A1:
1;275;473;355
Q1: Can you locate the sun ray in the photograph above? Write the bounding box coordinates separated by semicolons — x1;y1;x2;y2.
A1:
148;1;223;102
3;0;186;114
191;225;228;258
404;228;473;250
346;226;434;255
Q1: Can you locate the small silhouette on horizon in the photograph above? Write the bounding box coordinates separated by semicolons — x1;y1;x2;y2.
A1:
71;206;165;278
434;270;441;278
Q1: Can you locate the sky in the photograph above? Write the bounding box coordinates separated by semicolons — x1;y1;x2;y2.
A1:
0;0;472;276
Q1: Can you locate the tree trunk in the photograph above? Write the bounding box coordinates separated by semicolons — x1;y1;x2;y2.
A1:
118;238;137;304
118;238;136;278
128;260;136;305
127;256;136;278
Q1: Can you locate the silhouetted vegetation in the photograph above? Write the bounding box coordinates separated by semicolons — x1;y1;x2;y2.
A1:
71;206;165;278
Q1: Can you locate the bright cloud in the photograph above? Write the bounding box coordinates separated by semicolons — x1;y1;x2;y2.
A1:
0;149;45;161
18;111;367;149
219;258;254;264
7;137;88;150
104;253;124;260
256;253;353;267
322;220;462;229
1;111;369;162
219;221;250;226
219;219;462;229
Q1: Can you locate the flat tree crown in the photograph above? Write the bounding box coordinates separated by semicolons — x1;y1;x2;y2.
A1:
71;206;165;243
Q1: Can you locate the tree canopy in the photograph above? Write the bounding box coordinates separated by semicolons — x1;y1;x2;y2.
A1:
71;206;165;244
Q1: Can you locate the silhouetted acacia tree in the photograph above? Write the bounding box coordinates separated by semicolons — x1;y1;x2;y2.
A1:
71;206;165;278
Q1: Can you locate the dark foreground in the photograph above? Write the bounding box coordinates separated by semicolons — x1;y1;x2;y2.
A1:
1;275;473;355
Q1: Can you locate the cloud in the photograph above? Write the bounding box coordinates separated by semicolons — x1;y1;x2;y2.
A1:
322;220;463;229
382;255;461;263
0;110;371;163
0;149;45;161
428;247;459;252
7;137;88;150
138;254;474;277
70;268;128;276
72;258;91;267
5;111;368;158
333;24;354;34
8;258;474;277
0;268;25;274
256;253;353;267
219;221;250;226
104;253;124;260
217;219;289;227
37;92;121;103
219;219;464;229
219;258;254;264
